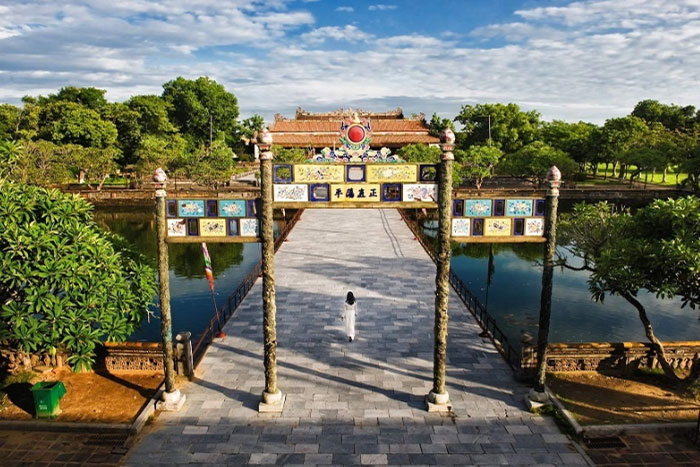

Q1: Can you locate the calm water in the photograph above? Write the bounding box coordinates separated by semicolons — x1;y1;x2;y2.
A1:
95;209;285;342
98;205;700;348
421;215;700;349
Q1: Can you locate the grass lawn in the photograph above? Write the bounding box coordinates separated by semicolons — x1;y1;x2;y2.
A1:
591;163;688;186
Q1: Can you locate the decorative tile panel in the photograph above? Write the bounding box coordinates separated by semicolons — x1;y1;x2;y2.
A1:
167;219;186;237
274;184;309;202
464;199;492;217
525;218;545;236
330;184;381;202
452;219;471;237
218;200;246;217
366;164;418;183
199;219;227;237
293;164;344;183
178;200;205;217
402;184;437;202
240;218;259;237
506;199;533;217
485;218;512;236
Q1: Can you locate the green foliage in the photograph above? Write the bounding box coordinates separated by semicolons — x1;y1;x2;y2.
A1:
497;141;577;186
0;140;24;179
126;95;177;137
2;140;75;187
632;99;699;133
43;86;109;111
72;146;120;190
162;76;239;148
395;143;442;163
456;145;502;189
38;102;118;148
0;104;21;141
559;196;700;311
540;120;598;166
0;181;156;371
597;116;649;163
181;140;237;189
103;103;142;166
428;113;454;137
272;145;307;163
133;134;187;180
455;103;540;153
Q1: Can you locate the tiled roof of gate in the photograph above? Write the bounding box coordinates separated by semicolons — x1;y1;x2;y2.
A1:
268;108;440;148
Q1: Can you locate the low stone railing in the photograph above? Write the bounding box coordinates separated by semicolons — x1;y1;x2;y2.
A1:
520;341;700;376
100;341;165;372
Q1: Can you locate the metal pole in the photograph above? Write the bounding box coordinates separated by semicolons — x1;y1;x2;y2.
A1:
153;168;185;411
529;166;561;403
257;128;285;412
426;129;455;412
487;115;492;147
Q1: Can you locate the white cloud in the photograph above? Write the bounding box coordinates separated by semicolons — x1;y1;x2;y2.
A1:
368;4;398;11
1;0;700;125
336;6;354;13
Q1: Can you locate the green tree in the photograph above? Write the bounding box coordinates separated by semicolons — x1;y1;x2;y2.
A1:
0;104;21;141
103;103;142;165
0;181;156;371
454;103;540;154
598;116;649;179
271;145;307;163
632;99;698;133
72;146;120;190
457;145;502;189
126;95;177;137
395;143;442;163
496;141;577;186
0;140;24;179
182;140;237;189
20;141;76;187
428;113;455;137
43;86;109;111
133;134;187;180
558;198;700;385
162;76;240;148
540;120;598;173
38;102;118;148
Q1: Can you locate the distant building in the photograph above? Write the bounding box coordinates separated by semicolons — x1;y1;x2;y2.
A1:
268;107;440;151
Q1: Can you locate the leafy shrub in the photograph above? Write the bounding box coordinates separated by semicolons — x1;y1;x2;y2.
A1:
0;181;156;371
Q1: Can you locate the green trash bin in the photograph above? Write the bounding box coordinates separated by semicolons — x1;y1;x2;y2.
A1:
30;381;66;418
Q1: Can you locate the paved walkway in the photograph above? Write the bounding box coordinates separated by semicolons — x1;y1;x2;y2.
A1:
125;209;590;466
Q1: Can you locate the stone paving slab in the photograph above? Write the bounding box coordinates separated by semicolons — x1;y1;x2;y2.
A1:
125;209;590;466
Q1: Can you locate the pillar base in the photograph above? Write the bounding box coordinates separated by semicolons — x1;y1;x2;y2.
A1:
156;389;186;412
525;388;551;412
259;390;286;413
425;390;452;413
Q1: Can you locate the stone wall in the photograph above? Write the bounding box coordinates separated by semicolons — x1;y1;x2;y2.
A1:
520;341;700;377
100;342;165;372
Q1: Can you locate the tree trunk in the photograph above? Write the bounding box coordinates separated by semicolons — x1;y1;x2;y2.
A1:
662;166;667;183
604;162;609;179
611;161;617;178
621;292;680;382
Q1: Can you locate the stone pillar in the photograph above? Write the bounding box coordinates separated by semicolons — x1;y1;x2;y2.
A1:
153;168;185;411
257;128;285;412
528;166;561;406
426;128;455;413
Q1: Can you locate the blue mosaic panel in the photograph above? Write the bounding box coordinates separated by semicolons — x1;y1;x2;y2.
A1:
535;199;546;216
506;199;533;217
273;164;293;183
178;200;205;217
166;200;177;217
465;199;492;217
227;219;239;236
218;200;246;217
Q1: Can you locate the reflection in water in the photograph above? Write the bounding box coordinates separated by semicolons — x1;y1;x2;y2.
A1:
95;208;283;342
421;218;700;349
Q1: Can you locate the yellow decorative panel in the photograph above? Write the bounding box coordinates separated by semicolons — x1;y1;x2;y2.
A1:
293;164;345;183
330;184;381;202
366;164;418;183
484;218;512;236
199;219;227;237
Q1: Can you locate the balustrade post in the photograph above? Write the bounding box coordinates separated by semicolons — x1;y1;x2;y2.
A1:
257;128;285;413
426;129;455;413
528;166;561;407
153;168;185;411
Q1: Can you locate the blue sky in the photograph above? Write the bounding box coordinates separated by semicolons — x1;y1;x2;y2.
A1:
1;0;699;124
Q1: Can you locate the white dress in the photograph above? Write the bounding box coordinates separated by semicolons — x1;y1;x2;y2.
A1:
344;302;357;339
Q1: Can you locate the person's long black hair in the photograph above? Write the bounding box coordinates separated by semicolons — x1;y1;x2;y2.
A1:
346;291;356;305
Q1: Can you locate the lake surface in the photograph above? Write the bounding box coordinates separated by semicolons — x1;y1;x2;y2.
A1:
98;205;700;349
421;211;700;349
95;209;285;342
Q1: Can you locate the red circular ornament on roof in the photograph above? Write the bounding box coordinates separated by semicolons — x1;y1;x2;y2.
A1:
347;125;365;143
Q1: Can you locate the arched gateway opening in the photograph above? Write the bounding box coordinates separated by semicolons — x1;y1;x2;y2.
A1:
156;109;555;414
